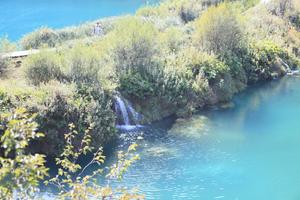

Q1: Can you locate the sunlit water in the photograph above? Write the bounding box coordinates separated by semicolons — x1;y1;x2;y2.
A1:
110;76;300;200
0;0;157;41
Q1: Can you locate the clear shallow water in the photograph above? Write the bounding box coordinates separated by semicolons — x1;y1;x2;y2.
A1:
114;76;300;200
0;0;157;41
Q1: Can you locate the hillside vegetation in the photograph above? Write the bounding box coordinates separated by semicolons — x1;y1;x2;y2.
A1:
0;0;300;156
0;0;300;199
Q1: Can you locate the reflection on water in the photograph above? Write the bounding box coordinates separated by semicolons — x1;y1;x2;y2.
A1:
110;76;300;200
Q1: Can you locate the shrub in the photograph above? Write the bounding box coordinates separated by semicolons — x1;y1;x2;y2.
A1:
221;52;248;91
20;18;117;50
290;13;300;28
0;109;141;200
22;81;117;156
158;27;186;52
153;67;192;106
0;108;48;199
266;0;299;16
0;37;16;53
119;72;155;99
136;0;218;22
136;6;163;17
0;81;78;155
65;44;101;84
177;0;203;23
176;48;230;84
109;17;159;76
180;48;236;102
194;2;245;55
73;84;116;149
242;40;299;83
0;83;39;113
118;50;195;118
136;0;180;18
0;37;16;76
21;27;60;49
0;80;116;156
0;90;11;112
24;50;64;85
190;53;229;84
59;43;114;91
48;125;141;200
0;57;9;76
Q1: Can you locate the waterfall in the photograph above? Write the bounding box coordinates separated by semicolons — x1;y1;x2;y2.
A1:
115;96;130;125
280;59;292;73
127;102;141;124
114;96;142;129
280;58;299;75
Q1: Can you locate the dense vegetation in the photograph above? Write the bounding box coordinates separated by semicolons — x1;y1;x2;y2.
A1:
1;0;299;155
0;0;300;198
0;108;141;199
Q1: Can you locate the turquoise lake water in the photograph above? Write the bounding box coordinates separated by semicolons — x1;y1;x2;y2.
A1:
0;0;156;41
112;76;300;200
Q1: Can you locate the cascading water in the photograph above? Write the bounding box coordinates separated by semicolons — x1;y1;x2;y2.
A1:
127;102;141;124
114;96;144;144
280;58;299;75
114;96;142;131
115;96;130;126
280;59;292;73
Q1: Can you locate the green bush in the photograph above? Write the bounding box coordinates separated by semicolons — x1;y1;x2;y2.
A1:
109;17;190;108
0;37;16;76
0;81;116;156
0;108;48;199
136;0;217;22
0;90;13;112
20;18;117;50
119;72;155;99
33;82;116;155
194;2;245;55
241;40;299;83
290;13;300;28
109;17;159;76
158;27;186;52
0;57;8;76
65;44;101;84
21;27;60;49
24;43;116;90
65;42;116;90
118;52;194;115
0;108;140;200
24;50;65;85
0;37;16;53
248;41;284;82
178;48;237;102
153;68;192;106
175;48;230;84
190;53;229;84
74;84;116;146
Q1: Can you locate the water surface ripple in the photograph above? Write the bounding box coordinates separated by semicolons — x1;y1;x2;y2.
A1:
114;76;300;200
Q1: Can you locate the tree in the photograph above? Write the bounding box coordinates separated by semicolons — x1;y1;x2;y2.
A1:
0;108;142;200
48;123;142;200
0;108;48;200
